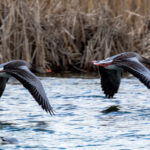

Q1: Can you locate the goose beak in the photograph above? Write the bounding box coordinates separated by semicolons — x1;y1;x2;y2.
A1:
92;60;113;67
0;67;4;73
92;60;101;65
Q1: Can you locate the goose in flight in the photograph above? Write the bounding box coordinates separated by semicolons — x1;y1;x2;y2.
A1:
92;52;150;98
0;60;53;114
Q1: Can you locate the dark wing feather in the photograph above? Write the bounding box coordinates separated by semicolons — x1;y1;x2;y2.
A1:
6;68;53;114
99;67;122;98
115;57;150;89
0;77;9;98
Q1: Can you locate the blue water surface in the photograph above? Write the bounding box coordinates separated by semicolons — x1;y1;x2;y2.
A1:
0;74;150;150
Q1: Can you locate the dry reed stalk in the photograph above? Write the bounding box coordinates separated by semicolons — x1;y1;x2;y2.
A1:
0;0;149;72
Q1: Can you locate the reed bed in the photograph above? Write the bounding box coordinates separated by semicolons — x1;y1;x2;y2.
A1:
0;0;150;72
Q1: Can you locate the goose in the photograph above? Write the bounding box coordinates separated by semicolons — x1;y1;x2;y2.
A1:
92;52;150;98
0;60;53;114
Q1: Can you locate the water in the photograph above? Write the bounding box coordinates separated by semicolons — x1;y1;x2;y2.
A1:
1;75;150;150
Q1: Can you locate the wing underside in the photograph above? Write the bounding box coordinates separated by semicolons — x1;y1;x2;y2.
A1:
99;67;122;98
0;77;9;98
6;68;53;114
115;57;150;89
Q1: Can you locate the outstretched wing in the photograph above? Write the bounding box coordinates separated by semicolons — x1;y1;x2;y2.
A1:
5;67;53;114
99;67;122;98
0;77;9;98
115;57;150;89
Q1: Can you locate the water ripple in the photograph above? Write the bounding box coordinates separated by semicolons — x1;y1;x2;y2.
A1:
0;77;150;149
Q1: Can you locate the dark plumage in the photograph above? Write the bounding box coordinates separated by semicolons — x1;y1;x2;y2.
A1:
92;52;150;98
0;60;53;114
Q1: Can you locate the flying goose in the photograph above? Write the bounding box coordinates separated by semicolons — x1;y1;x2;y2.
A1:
0;60;53;114
92;52;150;98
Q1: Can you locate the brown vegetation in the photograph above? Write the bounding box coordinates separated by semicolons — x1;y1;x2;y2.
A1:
0;0;150;72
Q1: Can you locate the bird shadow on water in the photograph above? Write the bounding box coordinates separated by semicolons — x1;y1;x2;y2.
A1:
101;105;120;113
99;95;133;115
0;120;55;146
0;121;19;145
0;121;16;129
27;120;55;134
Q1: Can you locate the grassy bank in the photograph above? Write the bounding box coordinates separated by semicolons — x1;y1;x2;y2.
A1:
0;0;150;72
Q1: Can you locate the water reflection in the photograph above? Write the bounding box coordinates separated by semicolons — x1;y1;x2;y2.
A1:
1;75;150;149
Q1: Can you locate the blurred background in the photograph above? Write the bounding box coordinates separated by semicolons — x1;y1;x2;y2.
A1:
0;0;150;73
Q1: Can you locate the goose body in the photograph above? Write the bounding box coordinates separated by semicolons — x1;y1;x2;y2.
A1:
92;52;150;98
0;60;53;114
